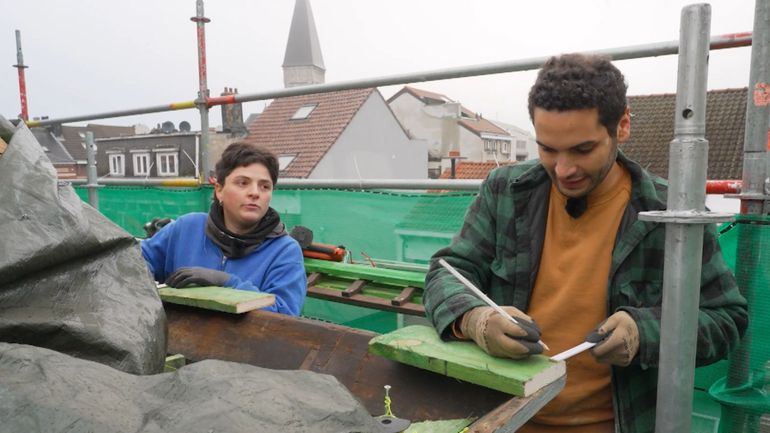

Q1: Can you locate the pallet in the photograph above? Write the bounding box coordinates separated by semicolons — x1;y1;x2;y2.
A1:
304;259;425;316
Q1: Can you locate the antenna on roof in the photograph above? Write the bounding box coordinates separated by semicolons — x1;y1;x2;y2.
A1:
179;121;191;132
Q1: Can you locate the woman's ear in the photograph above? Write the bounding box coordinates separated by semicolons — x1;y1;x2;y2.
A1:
617;107;631;143
213;182;223;203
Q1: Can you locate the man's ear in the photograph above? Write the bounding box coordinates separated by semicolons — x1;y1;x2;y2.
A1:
617;107;631;143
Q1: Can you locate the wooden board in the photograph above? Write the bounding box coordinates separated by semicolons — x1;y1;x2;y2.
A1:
404;418;475;433
158;286;274;314
369;325;565;397
164;354;186;372
304;258;426;288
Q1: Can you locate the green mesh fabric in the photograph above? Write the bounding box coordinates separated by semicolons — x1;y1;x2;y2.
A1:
75;186;770;428
74;186;211;237
708;215;770;430
74;186;475;264
74;186;474;333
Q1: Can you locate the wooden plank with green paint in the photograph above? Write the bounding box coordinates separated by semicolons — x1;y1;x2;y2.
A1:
158;286;275;314
304;258;425;288
368;325;565;397
164;354;186;372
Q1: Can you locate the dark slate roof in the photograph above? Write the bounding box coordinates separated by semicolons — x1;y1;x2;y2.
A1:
282;0;325;69
31;128;75;164
624;88;747;180
59;124;135;161
243;88;375;178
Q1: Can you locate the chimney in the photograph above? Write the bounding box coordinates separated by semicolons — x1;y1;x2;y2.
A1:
220;87;246;135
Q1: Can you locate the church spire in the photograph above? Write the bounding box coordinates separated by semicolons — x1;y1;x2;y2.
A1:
282;0;325;88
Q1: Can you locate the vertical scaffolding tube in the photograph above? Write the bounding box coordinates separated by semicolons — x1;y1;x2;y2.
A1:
654;5;711;433
84;132;99;210
191;0;211;181
13;30;29;121
721;1;770;432
740;0;770;216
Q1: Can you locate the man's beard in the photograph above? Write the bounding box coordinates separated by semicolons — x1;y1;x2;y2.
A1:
561;140;618;218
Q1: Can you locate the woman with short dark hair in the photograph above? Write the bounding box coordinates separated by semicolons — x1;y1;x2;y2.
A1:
141;142;306;316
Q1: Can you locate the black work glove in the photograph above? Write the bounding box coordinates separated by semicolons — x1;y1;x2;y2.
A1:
165;267;231;288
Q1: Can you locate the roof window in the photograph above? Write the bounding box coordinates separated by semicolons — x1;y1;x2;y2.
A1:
278;154;296;171
290;104;317;120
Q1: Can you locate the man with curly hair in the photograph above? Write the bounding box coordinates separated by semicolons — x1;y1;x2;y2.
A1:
424;53;747;432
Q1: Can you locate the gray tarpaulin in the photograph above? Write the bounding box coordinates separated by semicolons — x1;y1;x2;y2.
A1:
0;118;387;432
0;342;386;433
0;117;166;374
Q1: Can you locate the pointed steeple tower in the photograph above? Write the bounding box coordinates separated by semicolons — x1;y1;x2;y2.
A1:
282;0;326;88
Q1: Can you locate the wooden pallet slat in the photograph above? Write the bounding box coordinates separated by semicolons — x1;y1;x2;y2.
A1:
304;258;425;288
342;279;367;297
307;285;425;316
391;286;416;306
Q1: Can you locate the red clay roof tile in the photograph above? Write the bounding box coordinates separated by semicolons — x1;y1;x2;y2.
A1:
438;160;515;180
243;88;375;178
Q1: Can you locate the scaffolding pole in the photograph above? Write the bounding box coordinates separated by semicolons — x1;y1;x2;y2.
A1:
720;1;770;431
26;32;752;128
191;0;211;181
637;4;733;433
84;132;100;209
13;30;29;121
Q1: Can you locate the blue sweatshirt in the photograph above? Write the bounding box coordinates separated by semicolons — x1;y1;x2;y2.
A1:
141;213;307;316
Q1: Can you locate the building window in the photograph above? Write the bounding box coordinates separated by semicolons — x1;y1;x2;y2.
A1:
501;141;511;154
516;154;527;162
278;155;296;171
108;153;125;176
484;139;497;152
156;151;178;176
517;140;527;149
290;104;317;120
133;152;150;176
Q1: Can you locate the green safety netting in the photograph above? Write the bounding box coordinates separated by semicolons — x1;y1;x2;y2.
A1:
75;186;770;431
710;215;770;432
74;186;475;333
74;186;476;265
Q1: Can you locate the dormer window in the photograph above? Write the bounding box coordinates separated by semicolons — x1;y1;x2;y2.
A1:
291;104;317;120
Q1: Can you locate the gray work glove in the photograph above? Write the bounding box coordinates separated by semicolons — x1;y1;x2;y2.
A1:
165;267;231;288
460;306;543;360
589;311;640;366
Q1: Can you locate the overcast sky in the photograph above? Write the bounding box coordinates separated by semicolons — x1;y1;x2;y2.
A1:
0;0;758;134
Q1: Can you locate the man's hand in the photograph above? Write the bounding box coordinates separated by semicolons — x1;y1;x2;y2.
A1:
165;267;230;288
589;311;639;366
460;306;543;360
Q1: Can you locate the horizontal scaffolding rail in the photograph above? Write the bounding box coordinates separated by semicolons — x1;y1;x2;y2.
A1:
28;32;751;128
68;177;743;193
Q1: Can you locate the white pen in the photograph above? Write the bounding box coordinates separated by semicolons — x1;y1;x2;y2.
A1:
438;258;550;352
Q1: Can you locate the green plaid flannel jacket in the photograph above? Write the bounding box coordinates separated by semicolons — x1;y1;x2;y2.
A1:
424;152;748;433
